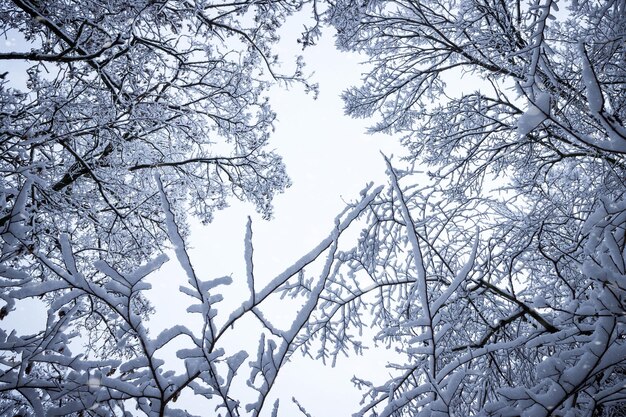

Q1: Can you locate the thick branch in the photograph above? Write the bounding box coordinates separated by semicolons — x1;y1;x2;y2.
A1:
478;279;558;333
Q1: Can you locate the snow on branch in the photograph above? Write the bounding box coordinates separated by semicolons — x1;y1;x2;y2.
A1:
0;177;382;416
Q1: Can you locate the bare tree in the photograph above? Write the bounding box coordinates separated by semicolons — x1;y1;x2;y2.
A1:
0;1;341;415
3;0;626;415
301;0;626;415
0;168;381;415
0;0;320;277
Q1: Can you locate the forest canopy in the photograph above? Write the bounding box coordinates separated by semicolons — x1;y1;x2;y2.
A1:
1;0;625;416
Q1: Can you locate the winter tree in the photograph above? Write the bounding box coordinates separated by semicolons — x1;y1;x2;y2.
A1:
296;0;626;416
0;0;341;415
0;171;380;415
0;0;320;277
3;0;626;416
